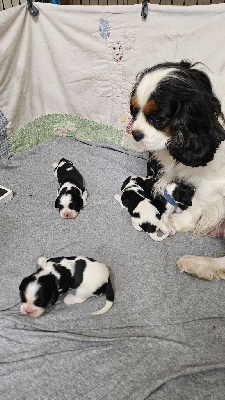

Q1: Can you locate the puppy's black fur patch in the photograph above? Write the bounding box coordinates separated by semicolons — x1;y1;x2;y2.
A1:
19;256;114;317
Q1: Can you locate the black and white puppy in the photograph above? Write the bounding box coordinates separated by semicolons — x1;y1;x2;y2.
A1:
53;158;87;219
114;176;169;241
114;176;195;240
130;60;225;239
19;256;114;317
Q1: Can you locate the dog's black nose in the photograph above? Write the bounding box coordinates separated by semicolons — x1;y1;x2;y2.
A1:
132;130;144;142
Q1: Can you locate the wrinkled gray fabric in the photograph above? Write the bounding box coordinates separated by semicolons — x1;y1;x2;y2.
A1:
0;137;224;400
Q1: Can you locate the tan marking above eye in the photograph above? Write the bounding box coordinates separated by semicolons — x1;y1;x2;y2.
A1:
143;99;157;116
130;95;140;110
163;126;171;137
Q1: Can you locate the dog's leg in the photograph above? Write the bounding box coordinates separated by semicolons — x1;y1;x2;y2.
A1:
64;287;92;305
64;294;86;305
177;255;225;280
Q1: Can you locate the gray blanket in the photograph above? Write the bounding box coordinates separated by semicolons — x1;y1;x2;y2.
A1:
0;137;224;399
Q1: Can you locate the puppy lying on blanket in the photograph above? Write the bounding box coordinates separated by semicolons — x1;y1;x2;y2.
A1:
53;158;87;219
114;176;195;241
19;256;114;317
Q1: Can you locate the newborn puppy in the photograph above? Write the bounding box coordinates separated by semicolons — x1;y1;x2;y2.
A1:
114;176;195;240
53;158;87;219
114;176;169;241
135;176;195;224
19;256;114;317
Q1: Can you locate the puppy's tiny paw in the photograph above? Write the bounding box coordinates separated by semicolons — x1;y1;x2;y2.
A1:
132;222;142;231
64;294;77;305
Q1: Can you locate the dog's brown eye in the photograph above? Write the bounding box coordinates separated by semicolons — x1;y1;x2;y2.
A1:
146;115;154;123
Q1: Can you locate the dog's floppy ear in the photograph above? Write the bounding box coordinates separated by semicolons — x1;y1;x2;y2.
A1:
121;192;130;208
167;99;225;167
38;275;59;306
164;68;225;167
48;275;59;305
19;274;35;292
55;196;59;208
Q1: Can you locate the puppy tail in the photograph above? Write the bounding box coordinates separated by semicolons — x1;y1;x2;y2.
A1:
37;256;48;267
91;277;114;316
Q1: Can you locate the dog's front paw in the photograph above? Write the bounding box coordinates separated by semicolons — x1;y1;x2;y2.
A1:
177;255;225;280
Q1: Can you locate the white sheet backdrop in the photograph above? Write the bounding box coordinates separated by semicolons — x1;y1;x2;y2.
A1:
1;3;225;138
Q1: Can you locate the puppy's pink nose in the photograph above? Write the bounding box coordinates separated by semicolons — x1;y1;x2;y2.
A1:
26;310;33;315
64;213;69;218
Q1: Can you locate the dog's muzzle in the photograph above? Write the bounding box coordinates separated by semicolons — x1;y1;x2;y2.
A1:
132;130;144;142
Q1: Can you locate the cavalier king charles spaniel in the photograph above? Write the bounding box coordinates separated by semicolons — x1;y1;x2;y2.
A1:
130;60;225;279
114;175;195;241
19;256;114;317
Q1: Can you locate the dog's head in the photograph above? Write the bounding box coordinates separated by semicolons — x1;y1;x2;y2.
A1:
167;180;195;210
130;61;225;167
19;272;58;317
55;186;83;219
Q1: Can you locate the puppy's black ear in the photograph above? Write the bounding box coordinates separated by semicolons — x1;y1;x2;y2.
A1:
47;275;59;305
51;285;59;305
75;194;84;212
38;275;59;306
55;196;59;208
121;176;132;191
19;275;35;292
121;193;130;208
70;188;84;212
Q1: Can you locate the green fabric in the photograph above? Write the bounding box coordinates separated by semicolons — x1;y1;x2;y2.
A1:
9;114;124;154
